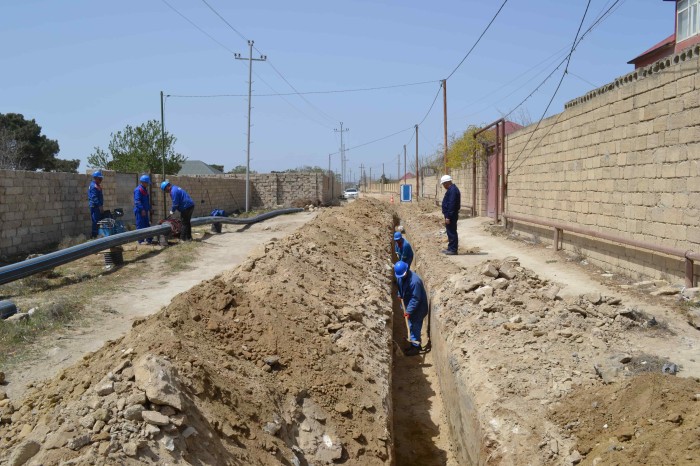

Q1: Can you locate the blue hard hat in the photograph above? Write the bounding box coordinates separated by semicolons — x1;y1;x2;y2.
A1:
139;175;151;183
394;261;409;278
393;232;402;241
160;180;170;191
92;171;103;178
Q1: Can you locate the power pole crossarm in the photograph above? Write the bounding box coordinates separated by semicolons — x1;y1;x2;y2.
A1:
235;40;267;212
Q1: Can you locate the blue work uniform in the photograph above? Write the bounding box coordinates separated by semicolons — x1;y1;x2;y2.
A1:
394;238;414;269
170;185;195;241
88;180;104;238
134;184;152;243
442;183;461;253
397;270;429;347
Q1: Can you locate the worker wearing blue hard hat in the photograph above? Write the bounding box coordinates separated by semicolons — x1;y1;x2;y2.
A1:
88;171;104;238
160;180;195;241
394;260;428;356
134;174;153;244
393;231;414;269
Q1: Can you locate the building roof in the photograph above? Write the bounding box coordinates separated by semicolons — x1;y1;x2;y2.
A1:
399;172;415;181
627;33;676;65
177;160;223;175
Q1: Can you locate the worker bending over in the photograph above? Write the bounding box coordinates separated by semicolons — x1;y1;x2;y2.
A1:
395;260;428;356
393;231;414;269
160;181;195;241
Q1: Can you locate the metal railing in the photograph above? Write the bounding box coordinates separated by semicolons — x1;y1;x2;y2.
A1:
504;212;700;287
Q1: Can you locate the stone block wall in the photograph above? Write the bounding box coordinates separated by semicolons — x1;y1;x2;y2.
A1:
0;170;337;259
505;45;700;283
0;170;92;258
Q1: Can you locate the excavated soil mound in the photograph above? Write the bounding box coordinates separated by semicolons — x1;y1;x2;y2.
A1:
394;200;700;465
0;199;396;465
551;373;700;465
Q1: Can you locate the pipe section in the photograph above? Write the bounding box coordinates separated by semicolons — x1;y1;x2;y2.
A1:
0;208;303;286
504;212;697;287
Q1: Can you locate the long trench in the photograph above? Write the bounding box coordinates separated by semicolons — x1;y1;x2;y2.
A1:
390;222;458;465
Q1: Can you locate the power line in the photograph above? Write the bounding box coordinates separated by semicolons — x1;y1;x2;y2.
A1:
160;0;236;54
445;0;509;81
419;82;444;126
508;0;593;174
199;0;248;42
329;127;414;157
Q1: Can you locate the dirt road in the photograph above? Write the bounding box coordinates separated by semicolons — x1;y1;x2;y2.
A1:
3;211;316;399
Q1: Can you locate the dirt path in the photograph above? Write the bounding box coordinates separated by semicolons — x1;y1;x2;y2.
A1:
3;211;316;399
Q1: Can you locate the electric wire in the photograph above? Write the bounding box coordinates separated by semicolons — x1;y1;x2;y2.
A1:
508;0;593;175
445;0;509;81
199;0;248;42
160;0;236;54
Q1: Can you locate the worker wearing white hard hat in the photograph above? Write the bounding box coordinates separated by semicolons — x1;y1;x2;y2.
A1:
441;174;461;255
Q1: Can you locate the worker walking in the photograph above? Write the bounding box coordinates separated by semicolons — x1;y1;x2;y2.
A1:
88;171;104;238
440;174;461;255
394;260;428;356
134;175;153;244
160;180;195;241
393;232;414;269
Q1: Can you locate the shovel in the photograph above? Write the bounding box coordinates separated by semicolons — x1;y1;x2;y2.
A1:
399;300;421;346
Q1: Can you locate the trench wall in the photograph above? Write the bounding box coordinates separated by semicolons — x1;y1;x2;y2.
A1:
0;170;339;258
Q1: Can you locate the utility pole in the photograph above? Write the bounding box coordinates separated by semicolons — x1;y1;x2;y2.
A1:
235;40;267;212
415;124;419;198
334;122;349;190
403;144;407;188
328;153;333;199
442;79;448;174
160;91;166;217
369;167;372;191
397;154;400;187
359;164;364;190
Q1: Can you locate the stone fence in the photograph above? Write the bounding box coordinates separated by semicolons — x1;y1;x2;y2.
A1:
0;170;339;259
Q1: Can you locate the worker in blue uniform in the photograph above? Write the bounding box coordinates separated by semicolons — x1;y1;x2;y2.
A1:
161;180;195;241
393;232;414;269
134;175;153;244
88;171;104;238
441;174;461;255
394;261;428;356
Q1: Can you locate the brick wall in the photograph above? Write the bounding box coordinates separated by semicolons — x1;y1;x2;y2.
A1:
0;170;339;259
503;44;700;282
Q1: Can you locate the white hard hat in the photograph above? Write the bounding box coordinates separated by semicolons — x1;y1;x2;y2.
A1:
440;175;452;184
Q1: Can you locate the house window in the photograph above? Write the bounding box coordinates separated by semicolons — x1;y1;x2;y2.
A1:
678;0;700;41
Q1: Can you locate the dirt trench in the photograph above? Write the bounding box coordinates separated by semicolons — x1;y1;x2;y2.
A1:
0;199;416;465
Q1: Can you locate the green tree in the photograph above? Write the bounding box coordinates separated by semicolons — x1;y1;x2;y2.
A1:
87;120;186;174
209;164;224;173
445;125;495;170
227;165;257;174
285;165;325;173
0;113;79;172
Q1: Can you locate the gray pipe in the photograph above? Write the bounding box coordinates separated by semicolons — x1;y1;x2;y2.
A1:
0;208;303;286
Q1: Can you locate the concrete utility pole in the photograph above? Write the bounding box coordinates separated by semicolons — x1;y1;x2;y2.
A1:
443;79;448;174
160;91;167;217
334;122;349;189
328;153;333;199
403;144;407;188
235;40;267;212
359;164;364;189
415;124;419;197
369;167;372;190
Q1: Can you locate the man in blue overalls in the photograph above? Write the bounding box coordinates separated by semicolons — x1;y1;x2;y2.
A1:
88;171;104;238
134;175;153;244
441;174;461;255
161;180;195;241
395;260;428;356
393;231;414;269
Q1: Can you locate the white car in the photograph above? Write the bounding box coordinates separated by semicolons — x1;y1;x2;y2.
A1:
342;188;359;199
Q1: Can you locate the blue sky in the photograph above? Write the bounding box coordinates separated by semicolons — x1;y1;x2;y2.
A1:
0;0;675;179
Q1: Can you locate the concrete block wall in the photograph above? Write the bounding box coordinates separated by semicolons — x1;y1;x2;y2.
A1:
150;174;246;222
0;170;92;258
227;173;340;207
505;44;700;283
0;170;334;259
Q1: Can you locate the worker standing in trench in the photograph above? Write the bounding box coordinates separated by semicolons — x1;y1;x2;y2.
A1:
88;171;104;239
160;181;195;241
393;232;414;269
395;260;428;356
134;175;153;244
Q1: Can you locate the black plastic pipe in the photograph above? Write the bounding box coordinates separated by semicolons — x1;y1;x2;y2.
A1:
0;208;303;286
